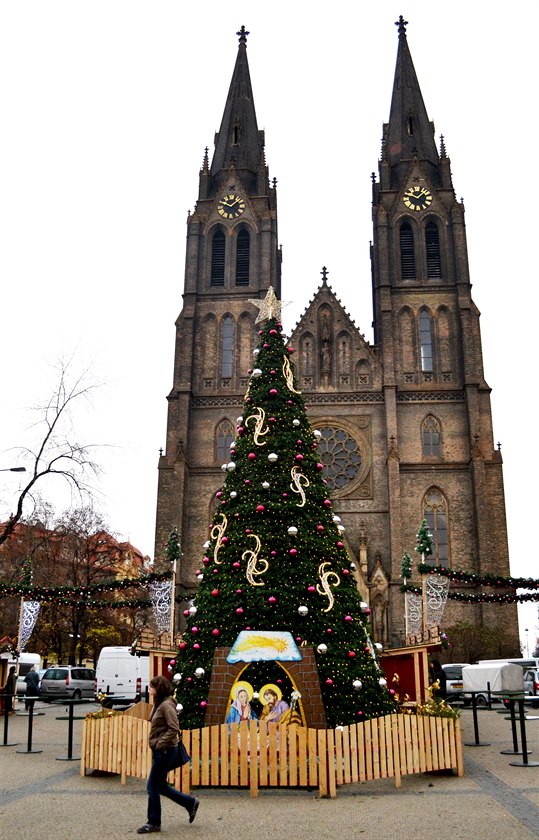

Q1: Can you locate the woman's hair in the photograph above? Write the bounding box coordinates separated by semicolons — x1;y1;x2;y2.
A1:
150;675;172;704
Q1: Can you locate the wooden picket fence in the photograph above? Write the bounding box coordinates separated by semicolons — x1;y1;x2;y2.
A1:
81;710;463;797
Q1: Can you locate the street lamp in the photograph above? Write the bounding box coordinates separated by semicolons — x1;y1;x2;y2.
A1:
525;628;530;657
0;467;26;472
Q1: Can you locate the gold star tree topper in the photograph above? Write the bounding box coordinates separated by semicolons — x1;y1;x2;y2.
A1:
248;286;288;323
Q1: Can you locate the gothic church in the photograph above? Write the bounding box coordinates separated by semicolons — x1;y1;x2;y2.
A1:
154;19;518;651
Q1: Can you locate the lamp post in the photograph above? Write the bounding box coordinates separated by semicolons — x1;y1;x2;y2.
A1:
0;467;26;472
525;628;529;657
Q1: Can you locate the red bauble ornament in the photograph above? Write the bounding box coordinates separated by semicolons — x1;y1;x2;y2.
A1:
203;556;210;564
268;596;276;604
216;491;222;498
248;452;256;460
245;528;251;534
282;492;288;498
289;548;298;556
348;651;356;659
343;568;350;576
191;626;198;633
296;439;302;445
211;589;219;597
232;562;240;569
295;454;304;461
183;610;190;617
344;615;352;622
264;343;270;348
288;347;294;353
287;400;293;405
236;588;242;594
325;678;333;686
269;417;276;422
213;568;219;574
271;550;277;556
326;628;333;634
193;643;200;650
324;499;331;507
316;524;324;532
244;479;251;485
212;629;220;637
179;642;186;651
336;541;344;548
222;536;229;544
269;388;278;395
270;369;276;374
236;607;244;615
256;504;265;512
237;426;245;435
200;701;207;708
307;585;316;592
316;462;324;470
270;329;277;335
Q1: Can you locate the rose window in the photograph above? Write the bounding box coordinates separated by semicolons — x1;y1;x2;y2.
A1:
317;426;362;491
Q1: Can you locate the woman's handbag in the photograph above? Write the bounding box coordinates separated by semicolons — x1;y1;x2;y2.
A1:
169;739;190;770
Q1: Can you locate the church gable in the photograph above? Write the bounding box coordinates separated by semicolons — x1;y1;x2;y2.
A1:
289;278;381;392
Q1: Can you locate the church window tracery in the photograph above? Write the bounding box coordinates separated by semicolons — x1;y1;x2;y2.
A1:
423;488;449;564
216;418;235;463
422;415;441;457
317;426;362;491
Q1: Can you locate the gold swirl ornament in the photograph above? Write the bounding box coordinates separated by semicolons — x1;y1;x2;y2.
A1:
282;357;301;394
290;465;310;507
210;513;228;565
316;561;340;612
242;533;269;586
244;406;270;446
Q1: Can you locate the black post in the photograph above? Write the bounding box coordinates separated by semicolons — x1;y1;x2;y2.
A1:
56;700;81;761
510;699;539;767
464;692;490;747
500;699;521;755
1;695;18;747
16;699;42;754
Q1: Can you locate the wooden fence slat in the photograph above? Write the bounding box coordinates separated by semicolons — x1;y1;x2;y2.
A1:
298;725;308;787
268;725;278;786
278;724;287;787
357;721;366;782
342;726;351;784
430;717;439;770
334;726;343;785
454;718;464;777
391;715;401;788
416;715;426;773
201;726;211;786
383;715;393;780
364;719;373;780
249;720;259;798
191;728;201;787
219;724;229;786
210;723;220;786
289;725;298;787
326;728;337;799
317;729;328;798
378;717;386;778
308;727;318;788
239;722;249;786
349;723;359;783
410;715;419;774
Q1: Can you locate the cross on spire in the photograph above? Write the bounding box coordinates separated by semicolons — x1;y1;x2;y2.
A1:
321;266;329;284
237;25;249;45
395;15;408;37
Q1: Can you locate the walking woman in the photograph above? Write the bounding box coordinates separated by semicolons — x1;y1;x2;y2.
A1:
137;675;199;834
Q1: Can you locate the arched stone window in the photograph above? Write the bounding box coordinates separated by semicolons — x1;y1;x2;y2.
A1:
425;220;442;278
216;418;235;463
419;309;433;372
235;228;250;286
221;316;234;379
422;415;441;457
210;229;225;286
423;488;449;564
400;222;415;279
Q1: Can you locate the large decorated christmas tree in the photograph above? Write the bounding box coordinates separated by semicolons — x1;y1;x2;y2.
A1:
171;289;396;728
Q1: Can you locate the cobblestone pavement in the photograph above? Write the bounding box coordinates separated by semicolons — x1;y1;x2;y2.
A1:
1;701;538;840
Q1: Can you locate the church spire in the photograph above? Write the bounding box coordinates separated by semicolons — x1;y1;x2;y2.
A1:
210;26;263;182
384;16;439;183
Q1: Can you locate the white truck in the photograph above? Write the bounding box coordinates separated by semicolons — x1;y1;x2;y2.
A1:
8;652;42;695
463;662;524;706
95;646;150;707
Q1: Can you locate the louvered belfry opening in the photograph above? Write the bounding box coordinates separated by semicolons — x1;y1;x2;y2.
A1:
425;221;442;278
235;228;250;286
400;222;415;279
211;229;225;286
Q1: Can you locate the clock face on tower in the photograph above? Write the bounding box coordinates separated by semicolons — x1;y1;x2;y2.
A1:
217;193;246;219
402;186;433;211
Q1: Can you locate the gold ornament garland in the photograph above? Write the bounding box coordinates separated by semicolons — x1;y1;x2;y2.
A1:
290;465;310;507
210;514;228;565
282;358;301;394
316;561;340;612
242;533;269;586
245;407;269;446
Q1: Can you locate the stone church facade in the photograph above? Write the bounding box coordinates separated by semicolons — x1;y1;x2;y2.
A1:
154;20;519;651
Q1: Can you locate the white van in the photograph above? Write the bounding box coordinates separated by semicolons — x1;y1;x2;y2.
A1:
8;653;42;695
463;662;524;706
95;646;150;706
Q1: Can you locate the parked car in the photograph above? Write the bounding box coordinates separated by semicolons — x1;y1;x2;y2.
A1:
95;646;150;706
442;663;469;700
39;666;96;701
524;668;539;707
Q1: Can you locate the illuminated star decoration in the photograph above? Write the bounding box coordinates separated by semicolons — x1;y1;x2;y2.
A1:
248;286;288;323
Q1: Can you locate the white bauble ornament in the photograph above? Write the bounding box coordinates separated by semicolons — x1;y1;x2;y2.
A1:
262;481;270;489
298;605;308;616
176;703;184;713
251;368;262;378
230;491;237;499
375;642;383;652
253;349;260;357
292;419;300;426
195;667;205;679
350;562;356;570
268;453;278;463
221;463;228;472
227;461;236;471
287;526;298;536
317;643;328;655
338;525;346;533
379;677;387;687
313;429;322;439
188;606;197;616
173;673;182;683
352;679;363;691
196;573;204;581
230;440;236;449
332;515;341;523
203;540;210;549
237;416;243;423
360;601;369;611
167;664;172;671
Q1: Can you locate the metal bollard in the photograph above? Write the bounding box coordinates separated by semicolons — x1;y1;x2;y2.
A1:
15;698;43;754
1;694;18;747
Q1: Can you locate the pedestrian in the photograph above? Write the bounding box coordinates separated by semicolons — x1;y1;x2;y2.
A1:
24;665;40;710
137;675;199;834
4;666;17;714
428;659;447;698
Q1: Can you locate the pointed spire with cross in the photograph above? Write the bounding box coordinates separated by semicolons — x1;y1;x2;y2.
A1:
237;25;249;45
395;15;408;37
321;266;329;285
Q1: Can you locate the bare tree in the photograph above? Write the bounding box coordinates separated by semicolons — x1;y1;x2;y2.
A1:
0;361;101;547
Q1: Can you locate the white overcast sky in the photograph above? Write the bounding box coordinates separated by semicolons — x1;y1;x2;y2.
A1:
0;1;537;651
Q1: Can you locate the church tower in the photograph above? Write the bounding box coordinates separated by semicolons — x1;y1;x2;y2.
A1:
156;20;518;653
154;27;280;584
